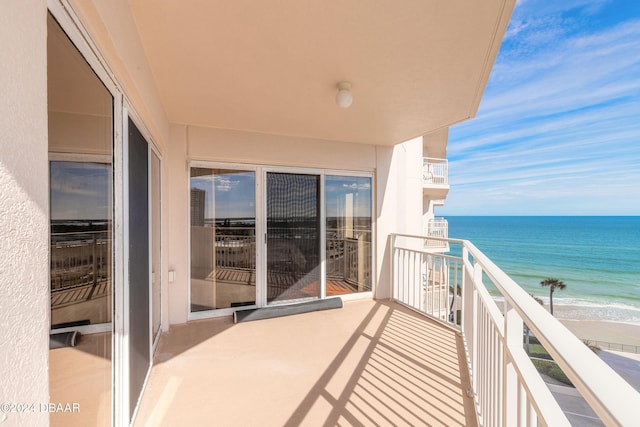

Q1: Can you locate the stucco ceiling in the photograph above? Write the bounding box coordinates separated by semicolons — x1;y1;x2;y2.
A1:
129;0;513;145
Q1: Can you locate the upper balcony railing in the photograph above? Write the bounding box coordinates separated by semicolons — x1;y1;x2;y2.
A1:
423;157;449;185
424;218;448;249
390;233;640;426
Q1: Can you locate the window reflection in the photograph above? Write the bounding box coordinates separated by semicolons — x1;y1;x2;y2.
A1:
50;161;112;328
326;176;372;295
48;12;113;427
190;168;256;311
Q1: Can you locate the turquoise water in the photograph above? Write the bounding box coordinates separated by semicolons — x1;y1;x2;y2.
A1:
447;217;640;323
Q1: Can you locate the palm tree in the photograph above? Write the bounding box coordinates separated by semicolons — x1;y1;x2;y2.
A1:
539;277;566;316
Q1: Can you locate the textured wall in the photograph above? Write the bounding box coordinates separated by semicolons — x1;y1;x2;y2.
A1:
0;1;50;426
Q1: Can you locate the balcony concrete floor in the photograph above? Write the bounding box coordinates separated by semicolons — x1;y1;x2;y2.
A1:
134;300;477;427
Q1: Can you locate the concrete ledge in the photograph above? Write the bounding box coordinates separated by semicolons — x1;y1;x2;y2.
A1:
233;298;343;323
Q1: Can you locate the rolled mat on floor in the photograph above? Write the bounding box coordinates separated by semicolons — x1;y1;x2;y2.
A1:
233;297;343;324
49;330;80;349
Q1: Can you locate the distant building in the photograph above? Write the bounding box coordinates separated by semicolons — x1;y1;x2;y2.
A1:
190;188;206;226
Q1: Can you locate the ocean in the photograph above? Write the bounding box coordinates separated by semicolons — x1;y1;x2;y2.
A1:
447;216;640;324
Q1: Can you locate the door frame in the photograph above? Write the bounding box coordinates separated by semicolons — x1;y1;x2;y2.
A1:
262;166;326;306
188;162;260;320
47;1;126;424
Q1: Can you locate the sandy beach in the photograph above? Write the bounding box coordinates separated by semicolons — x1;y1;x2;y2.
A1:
560;319;640;348
551;305;640;349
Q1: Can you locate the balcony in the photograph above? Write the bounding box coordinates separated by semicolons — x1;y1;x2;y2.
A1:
423;157;450;199
131;234;640;426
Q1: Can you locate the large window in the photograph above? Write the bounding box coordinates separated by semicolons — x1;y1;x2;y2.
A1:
50;160;113;328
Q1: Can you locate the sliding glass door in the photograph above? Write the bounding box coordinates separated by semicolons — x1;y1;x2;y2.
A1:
48;13;113;427
266;172;321;303
189;165;372;316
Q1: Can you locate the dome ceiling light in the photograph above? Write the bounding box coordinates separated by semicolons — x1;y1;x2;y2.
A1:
336;81;353;108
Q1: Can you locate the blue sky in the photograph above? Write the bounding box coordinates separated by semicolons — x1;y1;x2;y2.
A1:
441;0;640;216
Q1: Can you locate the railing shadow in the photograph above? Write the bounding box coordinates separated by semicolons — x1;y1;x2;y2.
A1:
283;300;476;426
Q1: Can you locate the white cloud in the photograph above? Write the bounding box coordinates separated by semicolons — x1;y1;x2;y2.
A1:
443;8;640;216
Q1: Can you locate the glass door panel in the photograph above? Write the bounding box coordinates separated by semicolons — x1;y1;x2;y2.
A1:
190;168;256;311
325;176;372;295
266;172;321;303
48;13;113;427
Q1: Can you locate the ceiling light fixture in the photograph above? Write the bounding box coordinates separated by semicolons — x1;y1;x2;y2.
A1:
336;81;353;108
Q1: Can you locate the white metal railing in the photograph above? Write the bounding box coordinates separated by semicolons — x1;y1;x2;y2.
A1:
423;157;448;185
424;218;448;249
390;233;640;427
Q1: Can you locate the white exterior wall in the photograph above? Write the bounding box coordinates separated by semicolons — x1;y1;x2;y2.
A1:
167;125;190;325
375;137;424;299
0;1;50;426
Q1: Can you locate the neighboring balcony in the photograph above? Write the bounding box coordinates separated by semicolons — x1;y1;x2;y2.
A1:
423;157;450;199
424;217;449;251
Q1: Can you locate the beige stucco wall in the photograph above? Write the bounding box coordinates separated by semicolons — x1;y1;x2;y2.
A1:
167;125;190;325
423;127;448;159
0;1;50;425
187;126;377;171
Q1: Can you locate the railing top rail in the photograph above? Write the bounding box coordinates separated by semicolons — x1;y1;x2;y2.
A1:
391;233;462;245
428;219;448;225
